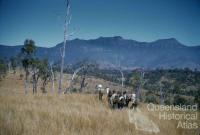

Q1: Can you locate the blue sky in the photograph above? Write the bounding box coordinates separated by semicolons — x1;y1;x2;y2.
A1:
0;0;200;47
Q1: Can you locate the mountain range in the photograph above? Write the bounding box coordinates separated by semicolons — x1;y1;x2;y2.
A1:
0;36;200;70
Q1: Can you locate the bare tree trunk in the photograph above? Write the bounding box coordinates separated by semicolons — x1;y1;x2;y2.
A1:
50;64;55;93
32;68;37;94
58;0;71;94
32;71;35;94
42;79;47;93
8;61;11;73
32;77;38;94
58;50;65;94
80;74;86;92
24;70;29;95
24;78;28;95
32;79;35;94
136;85;140;102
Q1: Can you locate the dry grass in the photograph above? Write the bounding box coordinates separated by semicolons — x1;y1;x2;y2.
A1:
0;72;199;135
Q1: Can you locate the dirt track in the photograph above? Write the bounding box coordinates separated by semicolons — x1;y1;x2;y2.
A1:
129;108;160;133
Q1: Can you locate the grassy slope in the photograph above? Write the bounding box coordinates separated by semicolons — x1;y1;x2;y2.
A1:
0;72;199;135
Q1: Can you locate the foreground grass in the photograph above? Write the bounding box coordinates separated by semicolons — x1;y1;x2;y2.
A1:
0;73;199;135
0;94;134;135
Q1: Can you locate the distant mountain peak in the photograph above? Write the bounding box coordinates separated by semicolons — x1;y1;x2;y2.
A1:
150;38;185;48
112;36;123;40
155;38;178;42
97;36;123;40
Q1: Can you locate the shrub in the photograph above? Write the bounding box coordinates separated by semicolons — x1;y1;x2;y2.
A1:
173;95;187;105
145;94;158;104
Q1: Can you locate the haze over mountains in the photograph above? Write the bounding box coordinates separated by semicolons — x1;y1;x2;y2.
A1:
0;36;200;70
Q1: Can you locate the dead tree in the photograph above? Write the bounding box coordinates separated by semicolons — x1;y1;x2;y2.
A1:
58;0;71;94
50;62;55;93
8;61;11;73
64;66;85;93
79;63;95;92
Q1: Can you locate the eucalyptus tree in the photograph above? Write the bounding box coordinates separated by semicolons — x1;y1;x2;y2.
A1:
31;58;40;93
21;39;36;94
31;58;50;94
30;58;51;94
39;59;51;93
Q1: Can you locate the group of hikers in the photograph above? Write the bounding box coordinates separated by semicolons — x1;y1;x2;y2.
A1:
97;85;138;110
